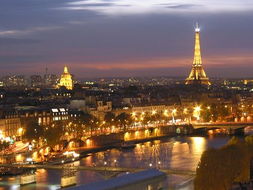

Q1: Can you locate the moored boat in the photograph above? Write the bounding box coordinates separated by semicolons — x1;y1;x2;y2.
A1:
120;142;136;149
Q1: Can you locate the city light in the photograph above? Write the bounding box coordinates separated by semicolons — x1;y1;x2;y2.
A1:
18;128;23;136
194;106;201;112
172;109;177;114
151;110;157;115
194;106;201;121
0;11;252;190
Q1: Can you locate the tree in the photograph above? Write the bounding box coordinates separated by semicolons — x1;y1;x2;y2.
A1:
201;108;212;122
44;122;65;148
245;135;253;146
195;148;224;190
81;113;99;136
116;112;132;131
142;113;152;126
23;118;44;142
104;112;116;132
210;104;219;122
68;118;84;139
218;104;230;121
227;136;242;146
0;141;10;151
195;138;251;190
104;112;115;123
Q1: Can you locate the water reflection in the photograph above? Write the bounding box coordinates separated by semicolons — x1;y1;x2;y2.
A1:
80;136;228;171
191;137;206;155
0;136;230;190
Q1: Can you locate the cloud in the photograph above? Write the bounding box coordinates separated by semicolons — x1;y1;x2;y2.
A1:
1;0;253;78
63;0;253;15
0;26;62;37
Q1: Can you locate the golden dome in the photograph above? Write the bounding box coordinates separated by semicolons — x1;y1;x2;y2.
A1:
58;66;73;90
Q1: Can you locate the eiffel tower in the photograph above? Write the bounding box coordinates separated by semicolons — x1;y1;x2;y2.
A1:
185;23;211;85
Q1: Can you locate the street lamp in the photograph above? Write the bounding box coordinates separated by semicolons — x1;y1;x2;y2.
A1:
0;130;3;140
151;110;157;115
163;110;168;118
194;106;201;121
172;109;177;123
18;128;23;140
158;161;161;169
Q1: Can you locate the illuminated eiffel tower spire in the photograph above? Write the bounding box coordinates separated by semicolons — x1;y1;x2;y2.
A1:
185;23;211;85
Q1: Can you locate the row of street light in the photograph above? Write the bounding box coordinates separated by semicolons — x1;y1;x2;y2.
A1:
131;105;202;122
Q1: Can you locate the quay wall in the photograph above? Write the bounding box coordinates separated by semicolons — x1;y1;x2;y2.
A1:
70;125;193;148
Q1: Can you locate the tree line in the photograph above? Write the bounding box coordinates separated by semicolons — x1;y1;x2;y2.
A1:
22;112;133;149
195;136;253;190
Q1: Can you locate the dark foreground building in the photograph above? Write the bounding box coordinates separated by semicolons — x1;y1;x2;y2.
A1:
67;169;167;190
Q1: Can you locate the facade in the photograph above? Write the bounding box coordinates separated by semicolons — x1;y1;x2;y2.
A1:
0;109;22;139
58;66;73;90
131;105;168;115
17;106;69;126
89;101;113;120
185;24;211;85
0;106;69;139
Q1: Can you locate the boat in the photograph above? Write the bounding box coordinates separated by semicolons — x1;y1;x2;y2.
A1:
120;142;136;149
20;173;36;185
47;151;80;165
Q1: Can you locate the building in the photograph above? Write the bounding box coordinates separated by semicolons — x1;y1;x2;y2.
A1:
185;23;211;85
58;66;73;90
0;109;22;139
2;75;27;87
131;105;168;115
89;101;113;120
30;75;43;87
16;106;69;126
44;74;58;88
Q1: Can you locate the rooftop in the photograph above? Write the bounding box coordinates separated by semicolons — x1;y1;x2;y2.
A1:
67;169;166;190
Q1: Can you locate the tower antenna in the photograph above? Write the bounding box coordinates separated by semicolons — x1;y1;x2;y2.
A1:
195;22;200;32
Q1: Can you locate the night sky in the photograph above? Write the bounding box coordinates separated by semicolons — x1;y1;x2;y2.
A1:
1;0;253;78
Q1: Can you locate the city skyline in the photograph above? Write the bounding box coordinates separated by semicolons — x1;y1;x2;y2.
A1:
1;2;253;189
1;0;253;78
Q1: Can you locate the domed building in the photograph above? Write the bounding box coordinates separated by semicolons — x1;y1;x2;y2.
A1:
58;66;73;90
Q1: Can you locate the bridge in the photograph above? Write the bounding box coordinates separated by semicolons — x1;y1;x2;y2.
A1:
0;164;196;176
188;122;253;135
192;122;253;129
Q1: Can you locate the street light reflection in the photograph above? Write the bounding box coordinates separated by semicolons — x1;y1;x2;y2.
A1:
191;137;206;155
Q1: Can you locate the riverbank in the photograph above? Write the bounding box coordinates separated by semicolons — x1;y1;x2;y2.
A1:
69;129;210;160
68;134;176;161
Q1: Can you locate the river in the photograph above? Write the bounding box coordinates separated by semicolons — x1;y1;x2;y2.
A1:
0;136;231;190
